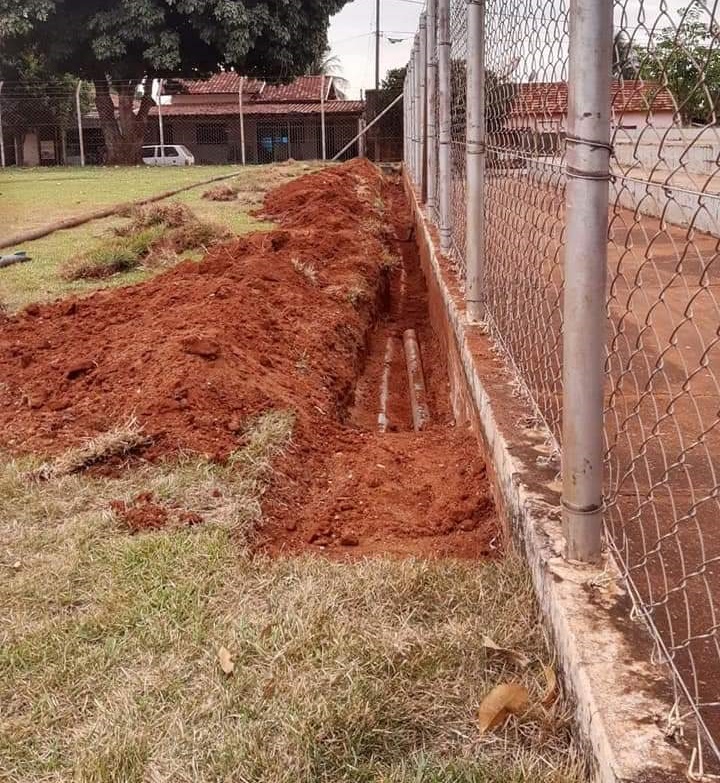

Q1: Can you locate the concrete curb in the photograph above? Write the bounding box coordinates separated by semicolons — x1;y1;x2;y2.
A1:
403;170;687;783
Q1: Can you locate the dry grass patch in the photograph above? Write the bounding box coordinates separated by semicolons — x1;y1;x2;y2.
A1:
34;418;151;480
203;184;239;202
0;409;585;783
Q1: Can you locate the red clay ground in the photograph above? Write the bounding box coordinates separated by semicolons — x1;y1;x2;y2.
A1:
0;160;497;559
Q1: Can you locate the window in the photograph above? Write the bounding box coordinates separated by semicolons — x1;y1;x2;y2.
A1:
160;146;179;157
196;123;228;145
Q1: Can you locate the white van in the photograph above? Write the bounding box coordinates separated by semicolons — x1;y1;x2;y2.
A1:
142;144;195;166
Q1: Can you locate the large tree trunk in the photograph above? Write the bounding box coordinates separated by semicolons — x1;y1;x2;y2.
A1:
94;80;154;165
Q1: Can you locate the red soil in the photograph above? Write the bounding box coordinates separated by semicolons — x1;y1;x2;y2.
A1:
0;159;498;558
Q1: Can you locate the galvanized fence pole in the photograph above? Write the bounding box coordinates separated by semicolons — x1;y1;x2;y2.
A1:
426;0;438;214
465;0;486;321
562;0;613;562
437;0;452;252
418;13;428;202
0;81;5;168
75;80;85;167
412;41;420;185
238;76;246;165
358;117;367;158
320;75;327;161
157;79;165;155
411;44;419;184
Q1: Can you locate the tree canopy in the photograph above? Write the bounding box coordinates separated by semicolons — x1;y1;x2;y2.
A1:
0;0;350;162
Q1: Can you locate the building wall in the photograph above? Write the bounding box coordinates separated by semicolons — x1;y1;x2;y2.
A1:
145;114;360;164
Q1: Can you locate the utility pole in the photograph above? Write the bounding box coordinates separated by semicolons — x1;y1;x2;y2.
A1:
375;0;381;89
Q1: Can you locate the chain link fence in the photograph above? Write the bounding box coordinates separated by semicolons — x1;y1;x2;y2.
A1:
0;75;364;168
405;0;720;774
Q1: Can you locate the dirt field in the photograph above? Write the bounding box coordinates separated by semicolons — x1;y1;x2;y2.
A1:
0;161;584;781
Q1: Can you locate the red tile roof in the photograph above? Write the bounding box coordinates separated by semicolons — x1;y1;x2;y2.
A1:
176;74;332;102
508;80;675;117
149;100;364;117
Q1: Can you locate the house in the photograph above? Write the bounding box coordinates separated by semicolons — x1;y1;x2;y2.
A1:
144;74;365;165
504;79;675;133
6;74;364;166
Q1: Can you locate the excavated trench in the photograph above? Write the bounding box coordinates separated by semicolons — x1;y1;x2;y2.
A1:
0;161;498;559
264;177;499;559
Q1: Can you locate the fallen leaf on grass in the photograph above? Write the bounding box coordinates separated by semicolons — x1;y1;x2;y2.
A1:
478;683;530;734
541;665;558;707
481;635;531;668
217;646;235;675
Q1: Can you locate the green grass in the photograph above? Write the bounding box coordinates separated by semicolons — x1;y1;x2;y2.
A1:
0;412;585;783
0;161;321;312
0;165;240;241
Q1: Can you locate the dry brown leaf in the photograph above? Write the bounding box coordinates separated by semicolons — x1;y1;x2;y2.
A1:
481;635;531;668
541;665;558;707
477;682;530;734
217;646;235;675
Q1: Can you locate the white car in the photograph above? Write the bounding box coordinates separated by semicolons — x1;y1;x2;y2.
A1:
142;144;195;166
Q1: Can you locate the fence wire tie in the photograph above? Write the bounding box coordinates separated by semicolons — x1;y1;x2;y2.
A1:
565;134;613;181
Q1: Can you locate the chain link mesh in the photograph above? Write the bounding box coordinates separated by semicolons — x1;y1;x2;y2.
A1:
0;76;364;167
449;0;468;274
605;1;720;767
404;0;720;771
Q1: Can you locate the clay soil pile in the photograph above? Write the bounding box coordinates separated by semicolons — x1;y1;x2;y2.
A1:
0;160;387;460
0;160;497;558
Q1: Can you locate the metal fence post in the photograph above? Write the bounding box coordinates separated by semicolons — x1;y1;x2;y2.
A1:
238;76;246;165
562;0;613;562
75;80;85;167
418;13;428;202
465;0;486;321
320;75;327;161
426;0;438;214
412;41;420;186
437;0;452;252
157;79;165;154
0;81;6;168
358;117;367;158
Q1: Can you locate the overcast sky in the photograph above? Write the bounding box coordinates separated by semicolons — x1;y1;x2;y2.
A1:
327;0;695;99
327;0;425;98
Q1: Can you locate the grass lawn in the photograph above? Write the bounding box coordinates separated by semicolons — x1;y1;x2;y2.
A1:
0;413;584;783
0;165;244;241
0;162;321;312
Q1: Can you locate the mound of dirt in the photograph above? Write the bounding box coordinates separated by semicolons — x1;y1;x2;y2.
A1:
0;159;498;559
0;159;390;461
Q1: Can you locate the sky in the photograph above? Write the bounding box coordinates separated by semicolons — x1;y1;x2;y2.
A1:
326;0;693;99
327;0;425;99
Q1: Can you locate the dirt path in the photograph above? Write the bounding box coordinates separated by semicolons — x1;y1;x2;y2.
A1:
264;179;498;559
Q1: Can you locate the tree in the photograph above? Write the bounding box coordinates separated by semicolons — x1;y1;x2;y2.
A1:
638;6;720;125
306;48;349;97
0;0;350;163
0;50;91;164
381;67;406;92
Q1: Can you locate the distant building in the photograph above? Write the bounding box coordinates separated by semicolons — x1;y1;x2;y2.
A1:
504;79;675;133
144;75;365;165
7;74;365;166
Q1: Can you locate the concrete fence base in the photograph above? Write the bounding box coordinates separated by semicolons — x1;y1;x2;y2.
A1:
403;168;687;783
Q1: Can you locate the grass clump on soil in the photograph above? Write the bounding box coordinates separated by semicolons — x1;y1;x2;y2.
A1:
0;412;585;783
203;183;239;201
34;417;151;480
62;226;165;280
62;202;230;281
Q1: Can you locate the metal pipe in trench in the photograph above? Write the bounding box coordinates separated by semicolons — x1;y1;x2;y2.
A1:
403;328;431;431
378;336;399;432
